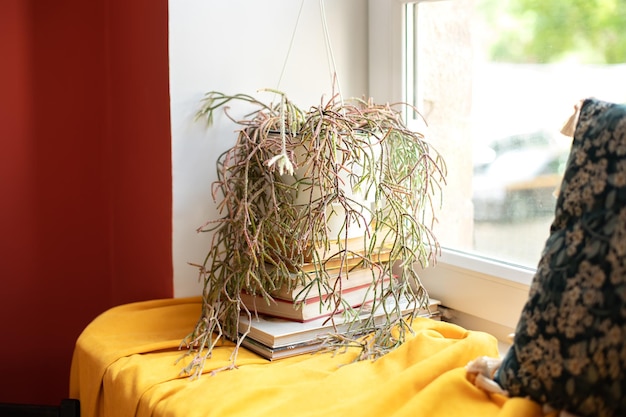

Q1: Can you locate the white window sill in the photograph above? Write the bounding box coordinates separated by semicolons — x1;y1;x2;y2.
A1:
417;247;533;346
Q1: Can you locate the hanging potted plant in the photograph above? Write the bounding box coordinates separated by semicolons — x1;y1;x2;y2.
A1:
180;89;446;376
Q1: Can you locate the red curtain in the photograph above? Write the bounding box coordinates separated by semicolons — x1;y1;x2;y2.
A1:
0;0;172;404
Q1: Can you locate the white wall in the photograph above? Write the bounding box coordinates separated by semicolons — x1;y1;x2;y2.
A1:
169;0;369;296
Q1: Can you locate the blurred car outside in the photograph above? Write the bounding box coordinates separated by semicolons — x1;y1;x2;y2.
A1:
472;130;570;222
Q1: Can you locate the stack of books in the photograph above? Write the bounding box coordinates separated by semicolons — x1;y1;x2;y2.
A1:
239;267;440;360
238;235;440;360
238;295;440;360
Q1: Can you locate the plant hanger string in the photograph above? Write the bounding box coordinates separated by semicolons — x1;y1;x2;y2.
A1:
268;0;344;176
318;0;344;102
275;0;343;99
275;0;305;91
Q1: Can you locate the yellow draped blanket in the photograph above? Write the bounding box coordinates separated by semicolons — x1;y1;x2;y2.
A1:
70;297;544;417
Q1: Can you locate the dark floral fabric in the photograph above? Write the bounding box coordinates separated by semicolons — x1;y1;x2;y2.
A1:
495;98;626;417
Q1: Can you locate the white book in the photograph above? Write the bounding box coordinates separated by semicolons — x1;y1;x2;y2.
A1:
238;297;440;349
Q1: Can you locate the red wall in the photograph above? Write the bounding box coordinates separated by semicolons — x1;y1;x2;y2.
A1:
0;0;173;405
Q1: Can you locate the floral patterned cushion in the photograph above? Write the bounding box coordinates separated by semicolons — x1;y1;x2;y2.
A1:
494;98;626;417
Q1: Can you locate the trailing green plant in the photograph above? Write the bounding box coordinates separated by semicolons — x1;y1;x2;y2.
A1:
179;90;446;377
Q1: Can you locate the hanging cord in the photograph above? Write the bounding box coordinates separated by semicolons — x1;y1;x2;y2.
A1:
276;0;306;91
266;0;344;175
264;0;305;177
276;0;343;98
319;0;343;102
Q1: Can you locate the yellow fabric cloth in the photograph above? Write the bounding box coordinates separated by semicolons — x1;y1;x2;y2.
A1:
70;297;544;417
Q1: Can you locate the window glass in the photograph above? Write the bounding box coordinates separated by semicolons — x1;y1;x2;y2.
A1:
407;0;626;268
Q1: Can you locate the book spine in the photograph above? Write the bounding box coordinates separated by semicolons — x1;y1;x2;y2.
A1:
271;265;391;301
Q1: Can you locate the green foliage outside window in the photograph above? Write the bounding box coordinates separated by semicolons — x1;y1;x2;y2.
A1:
480;0;626;64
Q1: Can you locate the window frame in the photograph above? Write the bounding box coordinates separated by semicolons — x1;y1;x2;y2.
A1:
368;0;533;340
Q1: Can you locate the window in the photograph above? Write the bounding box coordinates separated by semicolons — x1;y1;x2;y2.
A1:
369;0;626;338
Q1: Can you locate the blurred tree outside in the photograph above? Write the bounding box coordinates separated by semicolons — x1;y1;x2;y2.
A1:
479;0;626;64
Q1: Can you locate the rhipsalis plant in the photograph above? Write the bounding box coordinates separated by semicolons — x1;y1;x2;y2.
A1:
180;90;446;377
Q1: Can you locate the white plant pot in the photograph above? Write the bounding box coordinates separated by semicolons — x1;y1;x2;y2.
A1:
282;133;381;240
